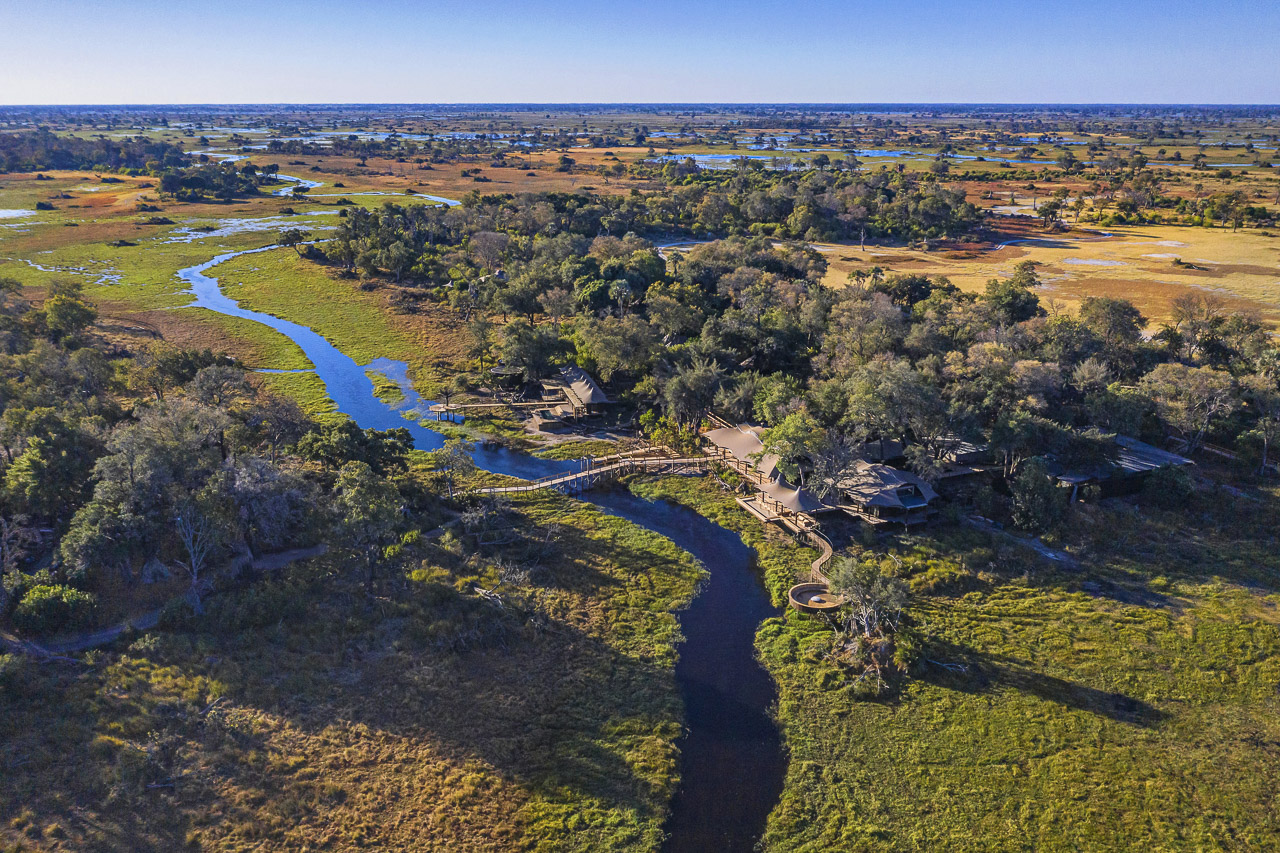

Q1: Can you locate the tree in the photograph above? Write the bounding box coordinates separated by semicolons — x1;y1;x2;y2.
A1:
499;319;560;381
434;438;475;499
661;357;724;425
579;315;655;382
1078;297;1145;363
826;556;911;693
828;557;908;641
12;584;97;636
188;365;253;413
334;460;402;593
1037;199;1064;229
278;228;311;257
982;262;1045;325
1010;457;1066;532
43;292;97;341
297;421;412;475
870;274;950;309
539;287;575;334
245;393;311;464
758;410;823;486
0;515;37;614
753;373;805;426
466;315;494;372
823;290;905;369
175;507;219;614
1240;373;1280;474
1140;363;1236;454
380;241;413;283
645;286;704;340
471;231;510;270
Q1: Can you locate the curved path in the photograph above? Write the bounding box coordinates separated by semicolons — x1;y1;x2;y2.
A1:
1;545;328;657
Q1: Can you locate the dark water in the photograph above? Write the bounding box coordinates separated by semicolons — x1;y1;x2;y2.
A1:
176;244;786;850
591;490;784;852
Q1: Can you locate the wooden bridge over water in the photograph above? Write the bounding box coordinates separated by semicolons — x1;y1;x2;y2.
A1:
474;449;709;496
471;442;836;575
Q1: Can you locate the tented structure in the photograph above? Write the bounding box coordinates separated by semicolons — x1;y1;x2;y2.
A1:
834;461;938;525
704;424;779;483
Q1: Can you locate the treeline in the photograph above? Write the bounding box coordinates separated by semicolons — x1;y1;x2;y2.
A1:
0;277;450;639
314;172;979;286
438;235;1279;532
157;160;278;202
0;129;189;173
635;166;983;241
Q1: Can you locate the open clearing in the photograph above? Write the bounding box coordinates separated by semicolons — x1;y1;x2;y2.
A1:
821;220;1280;330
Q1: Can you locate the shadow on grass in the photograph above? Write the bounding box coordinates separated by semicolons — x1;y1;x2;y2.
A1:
916;639;1168;728
1077;577;1188;613
194;510;693;830
0;662;204;853
227;598;673;816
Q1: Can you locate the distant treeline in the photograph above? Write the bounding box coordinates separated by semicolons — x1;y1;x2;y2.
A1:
319;173;980;287
0;129;189;173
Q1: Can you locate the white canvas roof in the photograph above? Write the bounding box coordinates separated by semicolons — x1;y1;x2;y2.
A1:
559;365;610;406
758;478;827;513
836;461;938;509
704;424;779;480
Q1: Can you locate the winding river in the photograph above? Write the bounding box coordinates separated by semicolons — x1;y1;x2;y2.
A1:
174;202;784;849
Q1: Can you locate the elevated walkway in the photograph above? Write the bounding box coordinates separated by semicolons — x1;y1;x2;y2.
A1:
474;453;708;496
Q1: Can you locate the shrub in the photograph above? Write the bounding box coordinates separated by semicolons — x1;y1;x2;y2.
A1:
1010;457;1066;533
0;653;29;695
1142;465;1195;509
3;569;58;615
12;584;97;635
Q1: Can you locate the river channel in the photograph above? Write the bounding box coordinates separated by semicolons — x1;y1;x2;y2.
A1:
173;194;785;849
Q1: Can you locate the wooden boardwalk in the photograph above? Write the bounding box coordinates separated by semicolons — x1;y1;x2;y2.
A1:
473;433;837;576
474;453;708;496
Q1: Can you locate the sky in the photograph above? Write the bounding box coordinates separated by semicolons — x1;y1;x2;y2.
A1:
2;0;1277;105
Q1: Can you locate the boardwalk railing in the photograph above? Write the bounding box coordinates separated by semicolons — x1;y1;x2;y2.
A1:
473;433;837;578
474;454;708;496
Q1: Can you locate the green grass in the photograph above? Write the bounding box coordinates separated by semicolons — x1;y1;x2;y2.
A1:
0;488;705;852
174;307;313;370
535;439;620;460
367;368;406;405
253;370;338;420
215;249;414;368
630;473;1280;851
426;411;537;450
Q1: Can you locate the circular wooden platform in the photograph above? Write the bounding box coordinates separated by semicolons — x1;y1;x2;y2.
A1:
788;582;846;614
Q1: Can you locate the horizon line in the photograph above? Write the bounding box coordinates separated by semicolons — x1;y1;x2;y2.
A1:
3;101;1280;109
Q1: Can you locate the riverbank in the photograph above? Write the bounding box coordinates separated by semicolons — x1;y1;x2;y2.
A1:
631;473;1280;850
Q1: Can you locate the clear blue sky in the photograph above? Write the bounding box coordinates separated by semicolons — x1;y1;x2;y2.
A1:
3;0;1277;104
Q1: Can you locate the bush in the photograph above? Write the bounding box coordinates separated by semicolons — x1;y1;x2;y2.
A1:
3;569;58;616
0;652;29;696
12;584;97;635
1142;465;1195;509
1010;458;1066;533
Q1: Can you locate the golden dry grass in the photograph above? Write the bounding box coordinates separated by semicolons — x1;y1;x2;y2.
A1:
820;220;1280;329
